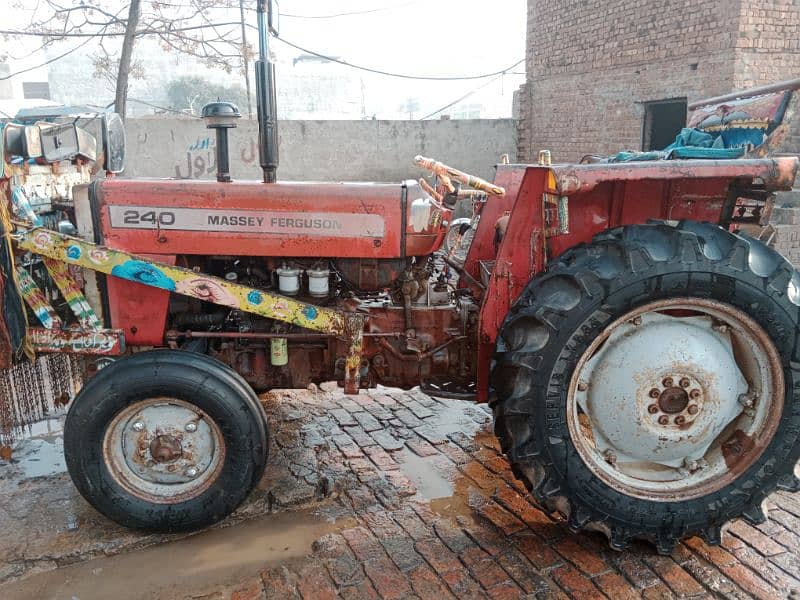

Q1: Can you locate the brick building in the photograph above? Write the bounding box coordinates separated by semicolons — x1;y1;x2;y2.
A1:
517;0;800;163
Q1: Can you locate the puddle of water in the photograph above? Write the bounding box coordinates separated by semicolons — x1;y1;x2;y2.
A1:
429;473;485;521
424;402;490;438
396;450;454;501
394;449;486;524
3;418;67;479
0;508;356;600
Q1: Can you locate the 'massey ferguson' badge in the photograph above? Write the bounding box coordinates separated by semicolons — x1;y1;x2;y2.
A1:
108;206;386;238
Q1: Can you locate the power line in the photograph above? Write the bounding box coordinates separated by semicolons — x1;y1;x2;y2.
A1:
0;21;246;37
280;2;419;19
0;34;96;80
275;35;525;82
420;74;505;120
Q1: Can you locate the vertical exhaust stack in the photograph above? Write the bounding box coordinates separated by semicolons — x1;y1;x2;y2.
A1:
256;0;279;183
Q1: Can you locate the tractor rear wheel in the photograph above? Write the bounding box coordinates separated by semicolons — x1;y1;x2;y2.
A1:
64;349;268;532
491;221;800;553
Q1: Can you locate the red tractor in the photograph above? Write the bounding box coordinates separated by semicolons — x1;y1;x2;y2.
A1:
2;2;800;554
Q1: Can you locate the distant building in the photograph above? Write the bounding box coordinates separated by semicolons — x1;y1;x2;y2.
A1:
517;0;800;162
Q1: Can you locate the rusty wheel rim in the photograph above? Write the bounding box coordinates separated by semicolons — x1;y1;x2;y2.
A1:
103;398;226;504
567;298;784;501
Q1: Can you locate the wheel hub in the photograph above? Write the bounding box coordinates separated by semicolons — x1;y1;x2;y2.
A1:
104;398;225;502
575;312;748;469
658;386;689;414
149;435;183;463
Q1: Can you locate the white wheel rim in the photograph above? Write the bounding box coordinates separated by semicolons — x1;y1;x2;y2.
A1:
567;298;783;501
103;398;225;504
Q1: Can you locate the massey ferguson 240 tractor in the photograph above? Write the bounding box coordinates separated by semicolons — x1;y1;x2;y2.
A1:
2;2;800;555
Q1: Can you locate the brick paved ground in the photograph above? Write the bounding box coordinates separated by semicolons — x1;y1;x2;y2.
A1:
229;387;800;600
3;386;800;599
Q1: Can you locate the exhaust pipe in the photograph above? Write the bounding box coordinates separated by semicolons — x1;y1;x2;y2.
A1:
256;0;279;183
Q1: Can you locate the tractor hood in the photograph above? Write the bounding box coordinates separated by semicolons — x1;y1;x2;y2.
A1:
83;178;445;259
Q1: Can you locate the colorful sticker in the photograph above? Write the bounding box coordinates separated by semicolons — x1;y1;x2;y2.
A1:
110;260;176;291
15;267;61;329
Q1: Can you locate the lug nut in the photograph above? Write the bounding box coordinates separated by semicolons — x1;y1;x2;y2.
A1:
577;381;588;392
715;324;728;334
649;388;660;398
675;415;686;425
662;377;673;388
658;415;670;425
185;466;199;478
132;421;145;432
632;316;642;326
688;405;699;415
603;450;617;465
648;404;659;414
689;389;701;399
185;422;198;433
679;378;690;388
738;393;754;408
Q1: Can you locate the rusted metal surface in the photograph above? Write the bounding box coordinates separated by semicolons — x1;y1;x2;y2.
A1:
102;398;227;504
418;178;443;203
28;327;125;355
553;157;799;196
414;155;506;196
566;298;784;501
688;77;800;110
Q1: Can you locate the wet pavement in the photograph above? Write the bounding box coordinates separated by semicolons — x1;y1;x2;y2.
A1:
2;386;800;599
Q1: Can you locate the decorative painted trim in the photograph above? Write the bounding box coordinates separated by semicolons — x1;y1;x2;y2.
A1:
15;267;61;329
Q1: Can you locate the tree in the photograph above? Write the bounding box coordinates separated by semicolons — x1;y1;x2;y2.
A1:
2;1;254;118
166;76;249;115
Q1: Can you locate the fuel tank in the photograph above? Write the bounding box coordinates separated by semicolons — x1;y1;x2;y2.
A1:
87;178;444;259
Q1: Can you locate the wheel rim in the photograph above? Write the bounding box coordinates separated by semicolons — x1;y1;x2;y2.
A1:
103;398;226;504
567;298;784;501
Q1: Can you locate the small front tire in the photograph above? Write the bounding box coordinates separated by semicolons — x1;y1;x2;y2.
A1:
64;349;268;532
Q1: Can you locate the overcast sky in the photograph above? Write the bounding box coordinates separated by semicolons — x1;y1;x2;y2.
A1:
274;0;527;117
2;0;527;119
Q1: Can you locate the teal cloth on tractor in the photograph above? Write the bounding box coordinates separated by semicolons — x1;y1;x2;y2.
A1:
611;127;746;162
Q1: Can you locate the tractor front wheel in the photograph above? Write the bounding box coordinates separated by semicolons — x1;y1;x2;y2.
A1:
491;222;800;553
64;349;268;532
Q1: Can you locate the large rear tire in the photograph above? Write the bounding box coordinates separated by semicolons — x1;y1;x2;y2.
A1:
64;349;268;532
491;221;800;553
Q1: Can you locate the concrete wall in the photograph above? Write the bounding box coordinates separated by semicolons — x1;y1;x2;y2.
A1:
123;119;517;183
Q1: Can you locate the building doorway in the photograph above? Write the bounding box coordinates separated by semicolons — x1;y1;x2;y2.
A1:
642;98;687;151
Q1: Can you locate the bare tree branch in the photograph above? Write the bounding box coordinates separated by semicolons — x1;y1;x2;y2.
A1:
3;0;250;115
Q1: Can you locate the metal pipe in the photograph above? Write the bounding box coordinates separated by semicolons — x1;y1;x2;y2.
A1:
214;127;231;182
173;330;332;340
688;77;800;110
378;336;466;362
255;0;279;183
167;330;404;341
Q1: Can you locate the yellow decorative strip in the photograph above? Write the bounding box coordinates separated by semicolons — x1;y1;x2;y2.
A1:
16;228;350;335
15;227;366;392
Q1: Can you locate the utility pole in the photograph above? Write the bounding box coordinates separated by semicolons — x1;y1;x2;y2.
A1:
115;0;141;119
239;0;253;119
